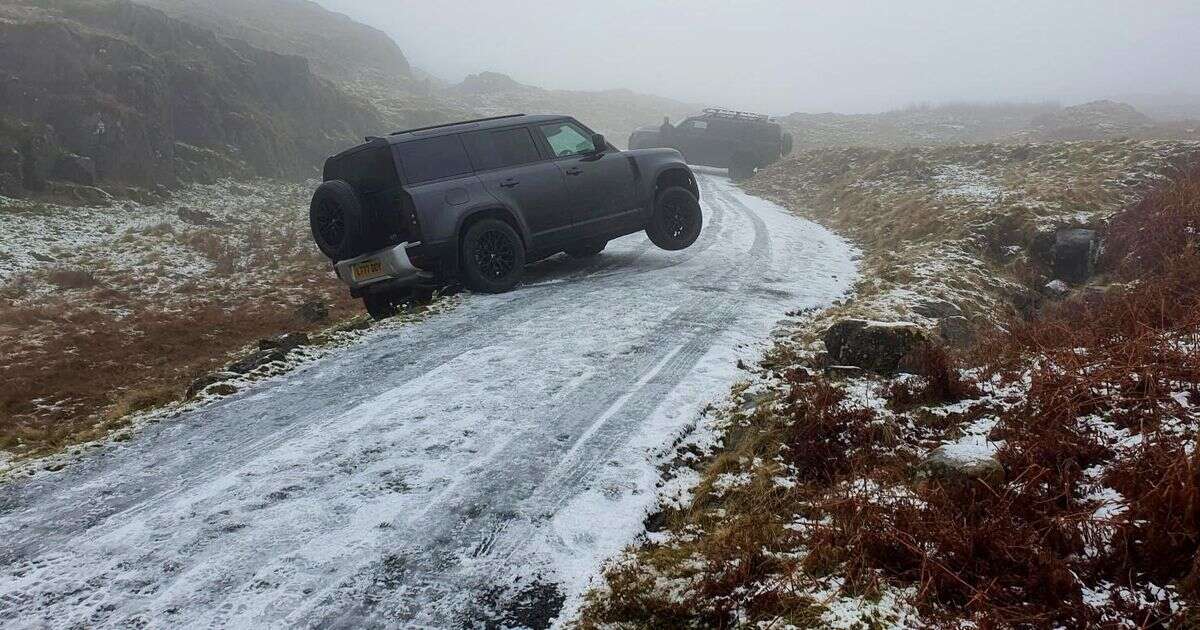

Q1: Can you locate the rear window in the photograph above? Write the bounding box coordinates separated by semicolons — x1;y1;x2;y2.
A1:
463;127;542;171
323;145;399;193
394;135;474;184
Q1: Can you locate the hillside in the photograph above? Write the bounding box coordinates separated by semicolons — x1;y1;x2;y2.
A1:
783;101;1200;150
446;72;700;147
139;0;411;86
0;0;381;197
580;140;1200;628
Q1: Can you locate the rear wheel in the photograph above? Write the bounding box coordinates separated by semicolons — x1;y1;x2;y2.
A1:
310;180;368;260
565;240;607;258
363;293;399;321
646;187;703;251
461;219;526;293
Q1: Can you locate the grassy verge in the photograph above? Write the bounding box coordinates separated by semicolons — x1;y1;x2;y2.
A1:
577;151;1200;627
0;180;405;461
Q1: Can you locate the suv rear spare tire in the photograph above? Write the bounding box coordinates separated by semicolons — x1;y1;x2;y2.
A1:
647;187;703;251
310;180;368;260
461;218;526;293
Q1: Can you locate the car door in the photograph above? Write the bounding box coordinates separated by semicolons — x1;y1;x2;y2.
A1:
463;126;572;247
536;120;637;237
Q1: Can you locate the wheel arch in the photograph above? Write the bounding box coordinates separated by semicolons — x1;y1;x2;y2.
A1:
456;206;530;251
653;166;699;201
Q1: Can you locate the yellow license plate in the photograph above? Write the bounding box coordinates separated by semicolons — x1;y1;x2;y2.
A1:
351;259;385;282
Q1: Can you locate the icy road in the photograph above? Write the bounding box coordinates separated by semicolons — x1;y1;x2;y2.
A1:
0;174;855;628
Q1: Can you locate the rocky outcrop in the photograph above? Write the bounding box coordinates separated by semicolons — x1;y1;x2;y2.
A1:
917;443;1005;487
140;0;412;87
1051;228;1099;284
1032;100;1153;141
0;0;383;189
824;319;933;375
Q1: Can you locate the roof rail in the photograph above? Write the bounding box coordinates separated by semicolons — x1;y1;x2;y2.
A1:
389;114;527;136
701;108;771;122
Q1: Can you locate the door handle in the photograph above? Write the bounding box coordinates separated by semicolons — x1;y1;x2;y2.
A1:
565;167;583;176
499;178;520;188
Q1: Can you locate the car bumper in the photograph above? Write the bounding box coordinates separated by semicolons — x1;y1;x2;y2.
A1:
335;243;432;293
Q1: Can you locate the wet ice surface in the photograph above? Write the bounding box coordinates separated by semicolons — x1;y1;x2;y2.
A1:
0;174;857;629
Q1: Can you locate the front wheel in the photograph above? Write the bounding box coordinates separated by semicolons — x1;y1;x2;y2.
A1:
460;218;526;293
646;187;703;251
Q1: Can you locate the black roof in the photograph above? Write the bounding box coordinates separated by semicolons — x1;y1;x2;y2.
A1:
386;114;569;144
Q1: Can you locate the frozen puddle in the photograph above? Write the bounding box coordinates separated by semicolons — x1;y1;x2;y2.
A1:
0;174;857;629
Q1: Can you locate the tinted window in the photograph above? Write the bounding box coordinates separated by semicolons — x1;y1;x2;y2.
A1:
393;135;473;184
539;122;596;158
464;127;542;171
324;145;399;193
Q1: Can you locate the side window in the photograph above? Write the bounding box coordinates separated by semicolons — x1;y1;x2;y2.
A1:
539;122;596;158
393;135;473;184
464;127;542;171
686;120;709;131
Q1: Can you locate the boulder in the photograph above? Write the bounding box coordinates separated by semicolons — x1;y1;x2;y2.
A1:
186;372;232;399
177;207;221;226
823;319;932;375
257;332;309;352
228;348;289;375
918;443;1005;487
0;144;21;176
911;297;963;320
0;172;25;198
937;316;974;347
52;153;97;186
1044;279;1071;298
294;300;330;324
1051;228;1098;284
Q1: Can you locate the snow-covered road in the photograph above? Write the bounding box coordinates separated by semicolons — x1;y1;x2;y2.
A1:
0;174;856;628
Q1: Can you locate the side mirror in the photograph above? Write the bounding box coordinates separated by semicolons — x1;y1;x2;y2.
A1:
591;134;607;153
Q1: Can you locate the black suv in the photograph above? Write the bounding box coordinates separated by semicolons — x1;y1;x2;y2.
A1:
310;114;703;319
628;108;794;179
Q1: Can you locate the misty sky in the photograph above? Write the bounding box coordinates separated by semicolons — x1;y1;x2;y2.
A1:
316;0;1200;114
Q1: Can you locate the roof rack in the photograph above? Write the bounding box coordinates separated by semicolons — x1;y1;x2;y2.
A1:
701;108;771;122
389;113;526;136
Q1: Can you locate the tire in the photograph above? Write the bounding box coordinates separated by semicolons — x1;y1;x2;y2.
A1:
729;153;756;180
646;187;703;251
363;293;399;321
460;218;526;293
565;240;607;258
310;180;368;260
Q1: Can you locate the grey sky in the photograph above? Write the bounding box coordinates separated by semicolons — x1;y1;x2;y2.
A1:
315;0;1200;114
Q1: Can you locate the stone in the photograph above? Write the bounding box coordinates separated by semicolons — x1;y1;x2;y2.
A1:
1051;228;1098;284
0;172;25;198
186;372;231;399
228;348;288;375
177;207;221;226
911;297;963;320
1044;279;1071;298
823;319;932;375
52;153;96;186
294;300;330;324
918;443;1005;487
0;144;21;176
257;332;309;352
937;316;975;347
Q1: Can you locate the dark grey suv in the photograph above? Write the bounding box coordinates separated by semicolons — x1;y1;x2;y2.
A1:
310;114;703;319
628;108;793;180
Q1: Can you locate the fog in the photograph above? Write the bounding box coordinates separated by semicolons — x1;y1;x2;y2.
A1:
316;0;1200;115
